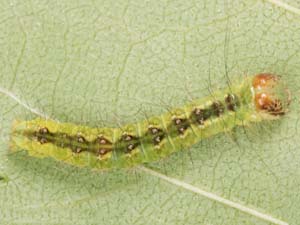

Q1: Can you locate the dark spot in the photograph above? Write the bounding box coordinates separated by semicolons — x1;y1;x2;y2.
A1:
194;108;210;122
149;127;160;134
122;134;134;141
211;101;225;117
255;93;286;116
69;135;86;153
154;136;161;143
39;127;49;134
125;141;140;153
77;134;85;143
73;147;82;153
197;119;204;125
95;136;113;156
225;94;239;111
174;118;182;125
126;143;138;153
264;99;284;115
36;127;51;144
173;118;190;134
147;126;165;145
153;134;164;145
98;137;106;144
98;148;111;156
127;144;135;150
39;137;47;144
119;133;140;153
37;127;49;144
97;136;112;145
192;108;210;125
178;127;186;134
194;108;202;115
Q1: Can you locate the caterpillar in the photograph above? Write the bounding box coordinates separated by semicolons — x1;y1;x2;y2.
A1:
10;74;290;169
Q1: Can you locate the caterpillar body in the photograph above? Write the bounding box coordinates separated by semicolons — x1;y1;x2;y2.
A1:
10;74;290;169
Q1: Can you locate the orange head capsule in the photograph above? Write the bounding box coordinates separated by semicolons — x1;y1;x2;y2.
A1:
252;73;290;117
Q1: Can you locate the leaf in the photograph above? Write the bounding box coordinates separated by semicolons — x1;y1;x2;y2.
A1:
0;0;299;224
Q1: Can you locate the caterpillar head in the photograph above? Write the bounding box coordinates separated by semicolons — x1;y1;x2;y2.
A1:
252;73;291;118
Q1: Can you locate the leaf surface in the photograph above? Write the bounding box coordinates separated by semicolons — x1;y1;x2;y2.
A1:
0;0;299;224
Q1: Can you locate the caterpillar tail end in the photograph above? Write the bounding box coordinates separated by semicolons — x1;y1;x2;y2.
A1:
9;119;31;152
9;119;22;152
252;73;291;119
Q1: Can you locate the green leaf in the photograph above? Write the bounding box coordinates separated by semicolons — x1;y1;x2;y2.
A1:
0;0;299;224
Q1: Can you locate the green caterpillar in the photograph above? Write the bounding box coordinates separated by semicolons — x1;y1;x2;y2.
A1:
10;74;290;169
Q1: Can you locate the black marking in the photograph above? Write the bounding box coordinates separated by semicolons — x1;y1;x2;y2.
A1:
39;137;47;144
31;129;116;157
154;136;161;143
71;134;87;153
39;127;49;134
225;94;239;111
96;136;113;156
148;126;165;145
98;148;111;156
153;134;165;145
71;143;84;153
97;135;111;145
264;99;284;116
77;134;86;143
73;147;82;153
173;118;190;135
36;127;50;144
127;144;135;150
149;127;160;134
191;108;211;125
122;134;134;141
125;143;139;153
211;101;225;117
118;133;140;153
174;118;182;125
